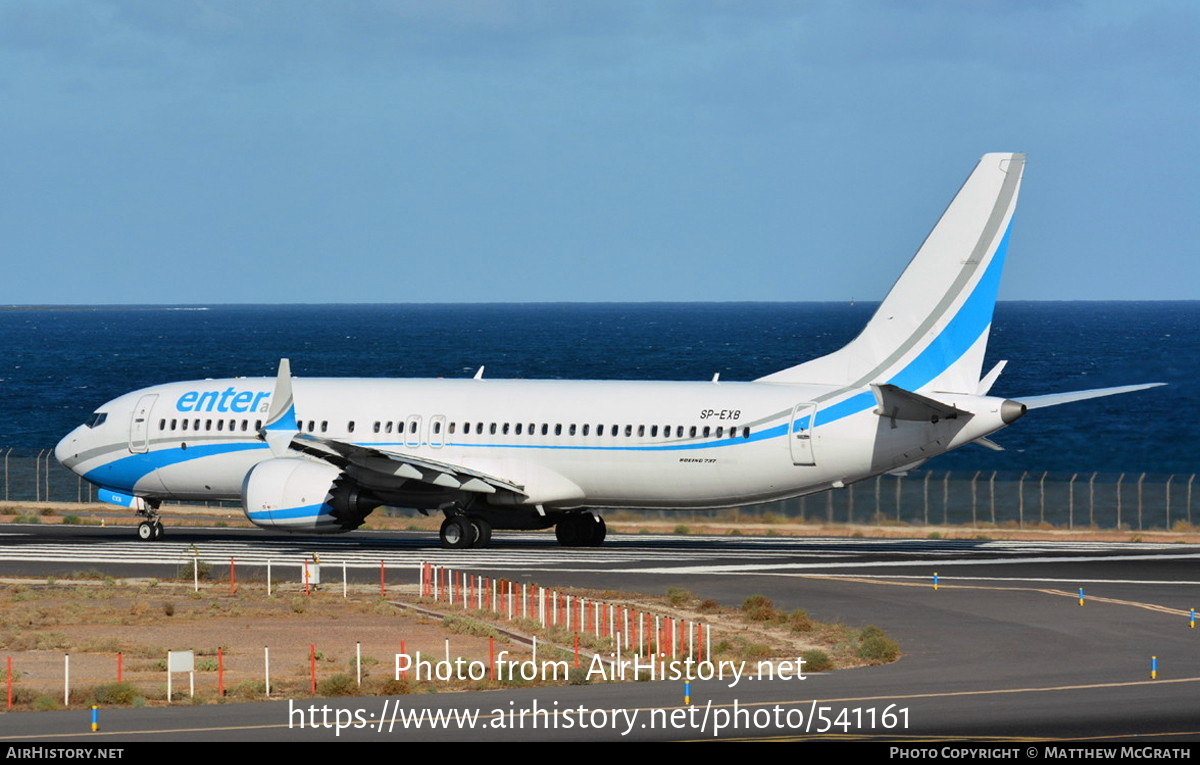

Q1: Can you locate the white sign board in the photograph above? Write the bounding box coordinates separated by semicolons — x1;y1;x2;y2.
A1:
167;650;194;673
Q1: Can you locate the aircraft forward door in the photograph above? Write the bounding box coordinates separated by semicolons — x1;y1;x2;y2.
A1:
789;403;817;466
128;394;158;454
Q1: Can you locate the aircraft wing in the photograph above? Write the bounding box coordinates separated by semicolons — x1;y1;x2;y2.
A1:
291;432;526;497
258;358;536;505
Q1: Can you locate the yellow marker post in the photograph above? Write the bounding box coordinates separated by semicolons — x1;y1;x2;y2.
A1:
933;572;939;591
1151;656;1158;680
90;705;98;732
684;681;691;705
1078;587;1085;606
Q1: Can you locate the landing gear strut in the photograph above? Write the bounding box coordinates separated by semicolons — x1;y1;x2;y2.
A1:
555;513;606;547
135;503;164;541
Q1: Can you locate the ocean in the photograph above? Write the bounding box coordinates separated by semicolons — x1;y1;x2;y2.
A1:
1;301;1195;475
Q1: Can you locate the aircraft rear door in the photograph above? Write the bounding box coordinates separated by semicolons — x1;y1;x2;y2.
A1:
789;403;817;466
128;394;158;454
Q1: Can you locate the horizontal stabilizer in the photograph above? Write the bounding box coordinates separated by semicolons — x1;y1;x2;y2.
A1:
1016;383;1165;410
871;383;971;424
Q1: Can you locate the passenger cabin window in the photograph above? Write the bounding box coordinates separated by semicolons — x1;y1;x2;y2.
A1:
348;421;355;433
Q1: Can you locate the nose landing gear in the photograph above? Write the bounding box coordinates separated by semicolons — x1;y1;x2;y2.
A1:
135;503;164;541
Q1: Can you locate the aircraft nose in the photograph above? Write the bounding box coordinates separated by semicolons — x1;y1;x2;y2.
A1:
55;429;81;470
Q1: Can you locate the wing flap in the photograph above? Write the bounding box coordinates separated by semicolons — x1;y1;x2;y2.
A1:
293;432;525;496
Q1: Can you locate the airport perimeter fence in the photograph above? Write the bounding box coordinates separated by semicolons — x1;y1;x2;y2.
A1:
3;447;1196;532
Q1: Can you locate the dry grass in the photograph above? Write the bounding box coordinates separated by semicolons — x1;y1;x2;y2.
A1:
0;573;889;710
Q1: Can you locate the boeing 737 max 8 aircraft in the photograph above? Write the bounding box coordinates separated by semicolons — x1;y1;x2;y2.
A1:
55;153;1162;548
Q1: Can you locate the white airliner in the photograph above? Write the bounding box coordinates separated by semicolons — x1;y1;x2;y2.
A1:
55;153;1161;548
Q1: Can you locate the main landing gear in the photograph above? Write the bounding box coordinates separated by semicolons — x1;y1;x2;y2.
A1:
555;513;606;547
439;514;493;549
135;503;164;541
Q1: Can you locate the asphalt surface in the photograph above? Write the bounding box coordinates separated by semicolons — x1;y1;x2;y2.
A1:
1;524;1198;742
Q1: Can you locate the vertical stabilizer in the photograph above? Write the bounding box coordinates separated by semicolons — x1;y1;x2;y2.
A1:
759;153;1024;394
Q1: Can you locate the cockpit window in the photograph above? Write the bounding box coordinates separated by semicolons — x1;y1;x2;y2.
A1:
85;412;108;429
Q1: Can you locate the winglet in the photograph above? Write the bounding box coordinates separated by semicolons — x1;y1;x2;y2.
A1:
261;358;298;456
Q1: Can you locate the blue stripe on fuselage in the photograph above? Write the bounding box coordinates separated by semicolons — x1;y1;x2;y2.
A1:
84;442;268;490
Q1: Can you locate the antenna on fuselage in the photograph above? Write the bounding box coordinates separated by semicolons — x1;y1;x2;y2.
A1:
473;366;485;380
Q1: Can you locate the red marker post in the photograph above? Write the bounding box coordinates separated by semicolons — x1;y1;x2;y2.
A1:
310;644;317;694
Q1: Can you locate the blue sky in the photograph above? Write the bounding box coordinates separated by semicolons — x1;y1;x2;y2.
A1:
2;1;1196;304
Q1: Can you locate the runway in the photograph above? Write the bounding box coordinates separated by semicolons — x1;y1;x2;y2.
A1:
2;525;1199;741
0;523;1196;576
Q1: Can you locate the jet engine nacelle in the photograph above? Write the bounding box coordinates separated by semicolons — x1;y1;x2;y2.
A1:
241;457;378;533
